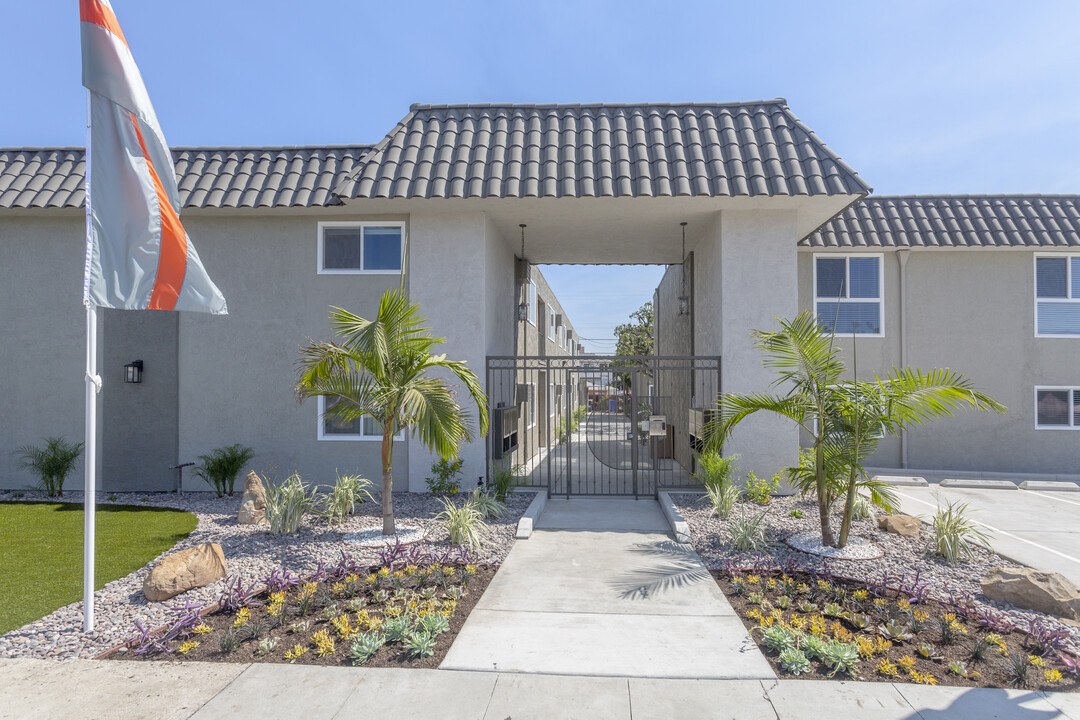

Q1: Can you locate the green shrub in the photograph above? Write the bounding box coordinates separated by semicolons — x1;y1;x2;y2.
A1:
779;647;812;675
320;474;372;524
265;474;317;534
349;633;385;665
405;630;437;658
706;482;740;519
426;458;463;495
693;451;740;491
469;487;504;519
194;444;254;497
436;496;487;549
15;436;83;497
821;640;860;677
489;463;523;502
728;511;772;552
931;501;990;564
743;472;779;505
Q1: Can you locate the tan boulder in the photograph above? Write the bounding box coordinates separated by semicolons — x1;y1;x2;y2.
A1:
143;543;227;602
982;566;1080;620
237;471;267;525
877;514;921;538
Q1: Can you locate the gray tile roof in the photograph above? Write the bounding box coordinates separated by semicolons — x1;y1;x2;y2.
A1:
335;100;872;200
804;195;1080;248
0;145;371;209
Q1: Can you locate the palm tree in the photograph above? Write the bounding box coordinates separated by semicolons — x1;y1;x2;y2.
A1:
296;290;489;535
709;312;1005;548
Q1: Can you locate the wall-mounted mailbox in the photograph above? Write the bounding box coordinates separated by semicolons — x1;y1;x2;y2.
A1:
648;415;667;436
491;404;520;460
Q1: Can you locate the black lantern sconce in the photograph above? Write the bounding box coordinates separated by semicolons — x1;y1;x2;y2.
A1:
124;360;144;384
678;222;690;316
516;224;530;322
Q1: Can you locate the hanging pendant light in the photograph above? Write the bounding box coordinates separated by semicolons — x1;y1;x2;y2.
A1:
517;224;530;322
678;222;690;316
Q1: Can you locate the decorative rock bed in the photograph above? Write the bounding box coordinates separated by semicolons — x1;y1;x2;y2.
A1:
0;489;531;660
671;492;1080;656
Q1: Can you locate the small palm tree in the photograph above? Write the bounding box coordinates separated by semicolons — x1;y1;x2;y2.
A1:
16;436;84;497
296;290;488;535
710;312;1005;548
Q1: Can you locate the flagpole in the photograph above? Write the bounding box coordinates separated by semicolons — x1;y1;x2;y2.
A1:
82;89;100;634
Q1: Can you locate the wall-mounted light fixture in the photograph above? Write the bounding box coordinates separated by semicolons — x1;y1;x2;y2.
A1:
124;360;144;384
678;222;690;316
517;224;530;322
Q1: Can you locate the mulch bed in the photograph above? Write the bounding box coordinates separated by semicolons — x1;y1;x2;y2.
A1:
103;562;495;669
715;568;1080;691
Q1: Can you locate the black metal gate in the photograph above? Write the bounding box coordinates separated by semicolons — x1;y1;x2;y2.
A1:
485;356;720;498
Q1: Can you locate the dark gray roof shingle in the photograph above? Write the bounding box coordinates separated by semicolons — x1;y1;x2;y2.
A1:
335;100;871;200
0;145;371;209
804;195;1080;248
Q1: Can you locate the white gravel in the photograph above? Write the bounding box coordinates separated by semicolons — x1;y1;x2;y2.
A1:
0;489;531;661
673;492;1080;653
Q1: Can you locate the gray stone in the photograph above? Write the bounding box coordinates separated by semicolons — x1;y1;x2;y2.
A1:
236;471;267;524
142;543;227;602
981;566;1080;620
1020;480;1080;492
877;514;921;538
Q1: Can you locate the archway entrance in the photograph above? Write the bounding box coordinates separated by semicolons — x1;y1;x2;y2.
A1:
486;355;720;498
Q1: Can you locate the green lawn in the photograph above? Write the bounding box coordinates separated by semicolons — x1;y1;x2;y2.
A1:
0;502;198;634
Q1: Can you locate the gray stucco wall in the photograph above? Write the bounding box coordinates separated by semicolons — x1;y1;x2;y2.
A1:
176;213;408;492
798;248;1080;475
0;213;97;491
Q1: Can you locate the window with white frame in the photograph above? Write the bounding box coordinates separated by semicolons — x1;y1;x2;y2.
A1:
814;254;884;336
1035;255;1080;336
1035;387;1080;429
318;222;404;274
318;396;405;440
527;280;537;325
549;308;557;340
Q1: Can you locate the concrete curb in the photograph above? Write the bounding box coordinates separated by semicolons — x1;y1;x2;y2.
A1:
1020;480;1080;492
514;490;547;539
872;475;928;487
940;478;1018;490
657;491;694;543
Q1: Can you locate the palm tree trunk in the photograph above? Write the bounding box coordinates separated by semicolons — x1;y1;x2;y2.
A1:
837;466;859;547
815;442;837;547
381;428;395;535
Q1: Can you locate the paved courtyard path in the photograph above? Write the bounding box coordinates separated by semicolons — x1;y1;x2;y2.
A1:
440;498;774;679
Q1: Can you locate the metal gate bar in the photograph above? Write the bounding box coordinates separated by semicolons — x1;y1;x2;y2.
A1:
485;356;720;498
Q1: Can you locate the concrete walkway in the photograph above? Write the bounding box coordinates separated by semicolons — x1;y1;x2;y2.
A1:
440;498;773;679
888;484;1080;585
3;658;1078;720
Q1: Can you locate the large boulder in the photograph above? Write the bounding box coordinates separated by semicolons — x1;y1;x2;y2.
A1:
981;566;1080;620
143;543;227;602
877;514;921;538
237;471;267;525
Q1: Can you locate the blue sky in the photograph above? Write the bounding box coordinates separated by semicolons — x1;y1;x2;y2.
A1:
6;1;1079;351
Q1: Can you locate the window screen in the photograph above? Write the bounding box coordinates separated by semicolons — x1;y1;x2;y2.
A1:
1036;389;1072;427
815;256;883;335
1036;256;1080;335
321;225;402;271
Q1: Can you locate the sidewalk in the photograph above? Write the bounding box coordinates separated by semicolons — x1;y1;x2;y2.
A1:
2;658;1076;720
440;498;771;678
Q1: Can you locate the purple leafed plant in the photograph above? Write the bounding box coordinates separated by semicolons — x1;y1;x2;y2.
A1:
973;606;1016;634
378;538;409;570
1027;620;1071;657
868;571;899;599
218;576;262;613
308;559;329;583
720;560;741;579
264;566;299;594
328;551;363;581
897;571;931;604
1058;651;1080;676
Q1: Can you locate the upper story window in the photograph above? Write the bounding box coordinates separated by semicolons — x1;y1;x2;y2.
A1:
318;396;406;441
549;308;557;340
1035;387;1080;429
318;222;404;274
1035;254;1080;337
814;254;884;337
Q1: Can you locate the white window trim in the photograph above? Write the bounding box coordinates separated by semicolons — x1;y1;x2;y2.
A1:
527;280;537;326
526;382;537;429
317;396;406;441
1034;253;1080;338
812;253;885;338
1034;386;1080;430
549;309;557;340
317;220;406;275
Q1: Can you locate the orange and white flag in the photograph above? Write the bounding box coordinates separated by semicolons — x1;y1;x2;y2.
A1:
80;0;226;313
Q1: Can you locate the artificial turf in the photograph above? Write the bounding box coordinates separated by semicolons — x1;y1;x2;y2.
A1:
0;501;197;635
